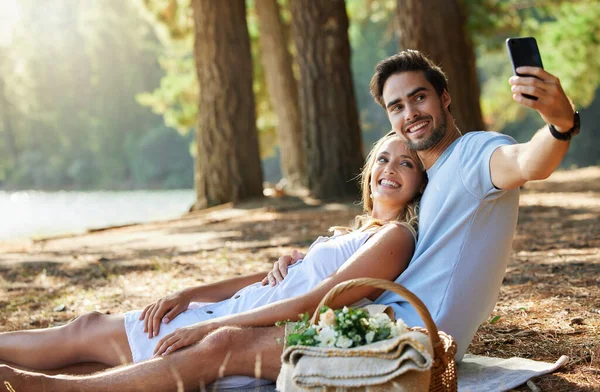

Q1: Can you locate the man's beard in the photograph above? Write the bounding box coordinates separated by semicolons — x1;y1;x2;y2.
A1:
406;117;447;151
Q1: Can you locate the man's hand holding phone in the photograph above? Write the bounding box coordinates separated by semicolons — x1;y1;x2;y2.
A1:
507;37;575;132
509;67;575;132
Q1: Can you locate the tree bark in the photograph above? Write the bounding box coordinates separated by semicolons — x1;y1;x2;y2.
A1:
191;0;263;209
290;0;364;199
255;0;307;189
396;0;484;133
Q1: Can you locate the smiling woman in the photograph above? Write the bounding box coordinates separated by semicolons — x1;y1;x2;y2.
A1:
0;0;21;46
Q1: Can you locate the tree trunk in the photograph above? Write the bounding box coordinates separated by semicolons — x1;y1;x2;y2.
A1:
255;0;307;189
290;0;364;199
396;0;484;133
191;0;263;209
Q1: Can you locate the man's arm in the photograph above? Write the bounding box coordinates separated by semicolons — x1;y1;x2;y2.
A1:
490;66;576;190
153;224;415;356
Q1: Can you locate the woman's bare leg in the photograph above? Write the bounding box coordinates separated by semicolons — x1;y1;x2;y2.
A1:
0;311;132;370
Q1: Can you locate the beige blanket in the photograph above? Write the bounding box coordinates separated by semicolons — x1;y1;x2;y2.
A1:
276;330;434;391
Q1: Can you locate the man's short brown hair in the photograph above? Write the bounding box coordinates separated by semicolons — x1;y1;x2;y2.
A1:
370;50;449;108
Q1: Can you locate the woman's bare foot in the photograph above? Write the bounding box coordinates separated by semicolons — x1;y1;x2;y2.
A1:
0;365;52;392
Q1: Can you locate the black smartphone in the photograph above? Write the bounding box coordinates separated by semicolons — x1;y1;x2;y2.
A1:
506;37;544;100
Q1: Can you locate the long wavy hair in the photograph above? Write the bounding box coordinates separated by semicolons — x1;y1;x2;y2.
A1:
331;132;427;235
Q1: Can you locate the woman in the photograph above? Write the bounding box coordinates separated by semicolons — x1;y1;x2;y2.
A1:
0;133;426;378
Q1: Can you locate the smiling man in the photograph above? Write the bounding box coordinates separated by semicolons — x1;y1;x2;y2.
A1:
369;50;579;360
0;49;580;391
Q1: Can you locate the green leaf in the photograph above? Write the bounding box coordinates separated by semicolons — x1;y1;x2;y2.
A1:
287;333;301;345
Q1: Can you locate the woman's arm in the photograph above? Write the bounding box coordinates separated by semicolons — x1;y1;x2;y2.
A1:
184;271;270;302
261;250;306;286
141;271;269;337
154;223;415;355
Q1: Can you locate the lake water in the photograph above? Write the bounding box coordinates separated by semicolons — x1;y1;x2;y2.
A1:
0;190;196;241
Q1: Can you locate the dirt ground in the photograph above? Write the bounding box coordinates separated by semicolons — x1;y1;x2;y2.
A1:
1;167;599;391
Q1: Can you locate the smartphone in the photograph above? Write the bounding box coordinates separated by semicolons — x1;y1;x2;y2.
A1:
506;37;544;100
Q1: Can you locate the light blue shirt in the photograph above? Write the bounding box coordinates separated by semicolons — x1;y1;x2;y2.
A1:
375;131;520;360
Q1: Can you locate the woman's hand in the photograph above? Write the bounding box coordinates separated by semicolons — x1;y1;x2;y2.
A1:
153;323;212;356
261;250;305;286
139;289;193;338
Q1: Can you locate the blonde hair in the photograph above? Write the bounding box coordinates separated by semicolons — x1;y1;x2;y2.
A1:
331;132;426;235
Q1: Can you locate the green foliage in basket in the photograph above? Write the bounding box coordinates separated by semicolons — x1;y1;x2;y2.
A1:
285;306;408;348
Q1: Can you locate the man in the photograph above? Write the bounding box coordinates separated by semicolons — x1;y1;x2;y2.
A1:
367;50;577;360
1;50;579;390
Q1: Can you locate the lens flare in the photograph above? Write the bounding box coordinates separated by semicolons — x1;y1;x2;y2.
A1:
0;0;21;46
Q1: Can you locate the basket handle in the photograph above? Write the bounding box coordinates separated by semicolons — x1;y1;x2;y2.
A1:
310;278;445;361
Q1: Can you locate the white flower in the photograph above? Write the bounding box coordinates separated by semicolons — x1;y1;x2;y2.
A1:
396;318;408;329
343;306;349;314
319;308;337;327
335;335;353;348
370;313;393;329
316;326;337;347
390;319;408;337
365;331;375;344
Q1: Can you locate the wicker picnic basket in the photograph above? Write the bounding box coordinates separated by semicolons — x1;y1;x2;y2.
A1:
311;278;458;392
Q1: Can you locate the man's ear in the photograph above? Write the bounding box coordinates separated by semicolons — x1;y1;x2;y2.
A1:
442;89;451;110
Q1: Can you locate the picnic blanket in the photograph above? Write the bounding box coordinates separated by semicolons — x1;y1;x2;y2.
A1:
457;354;569;392
220;354;568;391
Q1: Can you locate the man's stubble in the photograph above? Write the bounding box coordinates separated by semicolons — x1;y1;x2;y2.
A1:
405;101;448;151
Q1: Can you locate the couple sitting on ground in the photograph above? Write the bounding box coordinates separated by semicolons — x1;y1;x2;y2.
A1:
0;49;579;391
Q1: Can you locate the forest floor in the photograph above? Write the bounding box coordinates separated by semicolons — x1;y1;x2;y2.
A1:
1;167;599;391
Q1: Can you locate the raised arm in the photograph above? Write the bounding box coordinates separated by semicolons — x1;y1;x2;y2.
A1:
490;66;577;190
153;223;415;356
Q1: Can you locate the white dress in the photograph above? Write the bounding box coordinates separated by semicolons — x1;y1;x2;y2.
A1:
123;224;415;388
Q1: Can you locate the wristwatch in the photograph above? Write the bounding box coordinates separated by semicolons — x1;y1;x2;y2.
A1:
548;111;580;141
